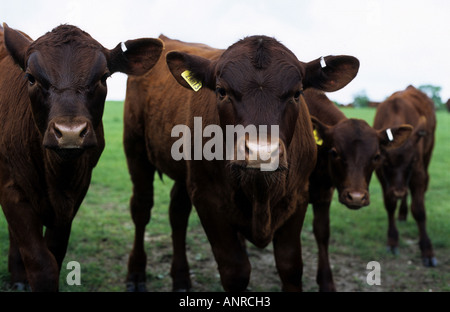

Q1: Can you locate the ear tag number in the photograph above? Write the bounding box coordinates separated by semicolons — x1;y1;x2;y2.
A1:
181;70;202;92
314;129;323;146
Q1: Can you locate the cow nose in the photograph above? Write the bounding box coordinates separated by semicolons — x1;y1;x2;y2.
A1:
393;188;407;199
245;139;281;171
343;191;369;209
53;122;88;148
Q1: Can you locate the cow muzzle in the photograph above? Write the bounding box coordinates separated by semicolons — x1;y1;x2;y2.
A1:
340;189;370;209
234;135;285;172
43;117;97;155
392;187;408;199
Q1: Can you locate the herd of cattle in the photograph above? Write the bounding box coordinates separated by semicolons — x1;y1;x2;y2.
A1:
0;23;437;292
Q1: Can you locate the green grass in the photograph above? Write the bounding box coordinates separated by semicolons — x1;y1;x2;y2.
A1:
0;104;449;292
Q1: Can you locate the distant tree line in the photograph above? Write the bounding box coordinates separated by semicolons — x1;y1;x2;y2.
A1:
340;85;448;111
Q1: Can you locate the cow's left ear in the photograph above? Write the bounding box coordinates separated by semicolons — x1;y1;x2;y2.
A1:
303;55;360;92
377;124;413;150
166;51;216;91
311;116;332;148
3;23;32;70
107;38;164;75
411;116;428;145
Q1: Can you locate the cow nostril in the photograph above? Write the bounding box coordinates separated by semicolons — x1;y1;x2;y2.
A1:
278;143;284;158
80;126;88;138
245;140;250;158
347;192;353;201
54;127;63;139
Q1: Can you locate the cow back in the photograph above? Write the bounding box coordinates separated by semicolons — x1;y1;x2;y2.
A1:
124;36;223;180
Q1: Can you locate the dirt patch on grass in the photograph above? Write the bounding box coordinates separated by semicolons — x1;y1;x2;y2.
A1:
141;226;449;292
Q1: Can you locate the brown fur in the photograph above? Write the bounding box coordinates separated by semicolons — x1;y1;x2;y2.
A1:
305;89;412;291
374;85;437;267
0;23;163;291
124;35;359;292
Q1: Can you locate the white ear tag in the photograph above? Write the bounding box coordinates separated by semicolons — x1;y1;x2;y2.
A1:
320;56;327;68
121;42;128;53
386;128;394;142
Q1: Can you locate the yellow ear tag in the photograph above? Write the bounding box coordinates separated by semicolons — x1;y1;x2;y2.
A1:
314;129;323;146
181;70;202;92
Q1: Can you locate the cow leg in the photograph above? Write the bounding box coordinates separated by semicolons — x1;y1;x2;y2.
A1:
381;184;399;254
212;233;251;292
312;200;336;292
3;203;59;291
44;224;73;271
124;132;155;292
8;226;29;290
169;181;192;291
273;203;306;292
195;204;251;292
410;169;436;267
398;195;408;221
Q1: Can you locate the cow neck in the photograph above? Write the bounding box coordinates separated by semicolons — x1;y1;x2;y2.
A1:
251;199;273;248
240;172;287;248
43;150;92;226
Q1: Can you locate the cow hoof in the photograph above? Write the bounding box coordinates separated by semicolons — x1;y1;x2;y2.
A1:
173;288;189;292
12;282;30;291
126;282;147;292
386;245;399;255
423;257;437;267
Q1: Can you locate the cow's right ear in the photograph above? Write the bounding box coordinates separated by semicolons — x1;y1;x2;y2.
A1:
311;116;332;148
3;23;32;70
108;38;164;76
377;124;413;150
166;51;215;91
303;55;360;92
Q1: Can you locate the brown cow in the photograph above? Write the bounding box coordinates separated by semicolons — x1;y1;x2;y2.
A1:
306;89;412;291
374;85;437;267
0;23;163;291
124;35;359;292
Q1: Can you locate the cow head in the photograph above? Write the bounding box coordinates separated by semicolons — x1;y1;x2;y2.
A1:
312;117;412;209
3;23;163;159
376;116;426;199
166;36;359;183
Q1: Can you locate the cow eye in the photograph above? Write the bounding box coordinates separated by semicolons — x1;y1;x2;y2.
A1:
25;73;36;86
294;90;303;100
216;87;227;99
329;148;339;159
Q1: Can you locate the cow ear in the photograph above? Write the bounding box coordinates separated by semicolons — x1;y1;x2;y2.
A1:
166;51;215;91
108;38;164;76
311;116;332;147
303;55;360;92
378;124;413;150
3;23;32;70
411;116;428;145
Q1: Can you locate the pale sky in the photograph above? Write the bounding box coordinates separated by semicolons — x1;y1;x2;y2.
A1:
1;0;449;104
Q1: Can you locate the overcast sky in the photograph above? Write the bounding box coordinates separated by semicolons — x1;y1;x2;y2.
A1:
1;0;449;104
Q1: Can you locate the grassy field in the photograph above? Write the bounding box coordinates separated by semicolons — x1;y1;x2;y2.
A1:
0;102;449;292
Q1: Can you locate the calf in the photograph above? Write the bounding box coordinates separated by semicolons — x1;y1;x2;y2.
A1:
124;35;359;291
0;23;163;291
305;89;412;291
374;85;437;267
